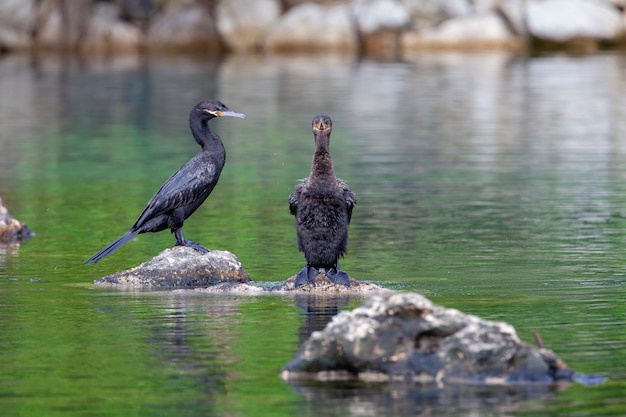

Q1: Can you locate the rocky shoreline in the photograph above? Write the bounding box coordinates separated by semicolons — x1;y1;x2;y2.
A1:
2;0;626;57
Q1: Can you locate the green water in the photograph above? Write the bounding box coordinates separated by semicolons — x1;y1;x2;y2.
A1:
1;51;626;416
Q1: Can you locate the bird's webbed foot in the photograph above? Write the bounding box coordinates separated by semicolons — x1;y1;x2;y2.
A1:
175;240;210;254
295;265;319;287
174;229;209;253
326;267;351;287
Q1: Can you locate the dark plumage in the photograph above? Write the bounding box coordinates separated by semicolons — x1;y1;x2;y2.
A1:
289;114;356;287
84;100;245;264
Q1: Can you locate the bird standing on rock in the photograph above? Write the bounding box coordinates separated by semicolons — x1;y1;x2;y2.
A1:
84;100;245;264
289;114;356;287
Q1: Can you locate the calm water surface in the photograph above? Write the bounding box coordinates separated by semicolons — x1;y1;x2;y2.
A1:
1;51;626;416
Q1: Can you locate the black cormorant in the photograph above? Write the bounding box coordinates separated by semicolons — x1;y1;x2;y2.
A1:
84;100;245;264
288;114;356;287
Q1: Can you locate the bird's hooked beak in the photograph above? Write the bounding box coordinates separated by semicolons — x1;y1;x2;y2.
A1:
206;109;246;119
313;118;330;131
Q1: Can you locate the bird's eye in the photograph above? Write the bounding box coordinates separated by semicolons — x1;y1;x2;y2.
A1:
219;106;225;111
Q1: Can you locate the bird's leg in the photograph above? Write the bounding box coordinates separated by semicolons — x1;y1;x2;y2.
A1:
295;265;319;287
174;229;209;253
325;262;351;287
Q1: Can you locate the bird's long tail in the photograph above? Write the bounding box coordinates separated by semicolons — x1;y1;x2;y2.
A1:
84;231;138;264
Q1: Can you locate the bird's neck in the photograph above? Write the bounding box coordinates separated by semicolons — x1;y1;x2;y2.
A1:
310;132;335;178
311;150;335;178
191;122;224;153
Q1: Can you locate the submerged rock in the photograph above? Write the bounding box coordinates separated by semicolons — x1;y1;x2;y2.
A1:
272;272;384;295
0;197;34;243
281;291;574;385
94;246;250;287
194;272;382;295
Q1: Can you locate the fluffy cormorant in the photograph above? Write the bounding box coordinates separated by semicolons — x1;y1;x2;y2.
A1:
288;114;356;287
84;100;245;264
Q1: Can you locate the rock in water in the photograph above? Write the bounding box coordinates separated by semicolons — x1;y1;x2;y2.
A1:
94;246;250;287
272;272;383;295
281;292;574;384
0;197;33;243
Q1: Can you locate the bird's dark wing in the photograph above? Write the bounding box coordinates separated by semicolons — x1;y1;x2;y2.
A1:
288;179;307;215
337;178;356;223
133;157;217;229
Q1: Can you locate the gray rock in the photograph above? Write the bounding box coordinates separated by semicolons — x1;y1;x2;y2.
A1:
0;196;33;243
94;246;250;287
264;3;358;52
216;0;281;53
525;0;624;43
281;291;574;384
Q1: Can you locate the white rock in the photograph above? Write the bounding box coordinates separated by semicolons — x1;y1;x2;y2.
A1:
498;0;527;36
147;3;219;50
264;3;358;52
216;0;281;53
0;0;34;50
352;0;411;35
440;0;473;17
406;12;519;48
525;0;624;42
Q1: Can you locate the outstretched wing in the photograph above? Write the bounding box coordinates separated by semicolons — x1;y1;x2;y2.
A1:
133;157;217;229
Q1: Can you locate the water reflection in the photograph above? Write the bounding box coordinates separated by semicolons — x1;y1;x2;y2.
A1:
149;293;238;387
288;381;563;417
293;294;352;343
101;291;244;413
0;243;20;272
